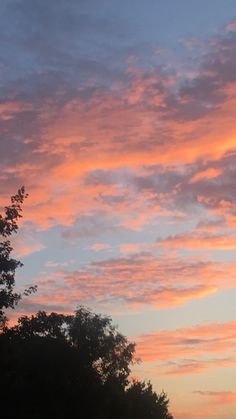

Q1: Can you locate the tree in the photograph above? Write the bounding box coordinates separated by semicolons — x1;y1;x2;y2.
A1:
0;187;36;327
126;380;173;419
8;307;136;386
1;309;173;419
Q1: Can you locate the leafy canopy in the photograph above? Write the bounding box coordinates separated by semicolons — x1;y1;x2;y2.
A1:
2;309;173;419
0;187;36;327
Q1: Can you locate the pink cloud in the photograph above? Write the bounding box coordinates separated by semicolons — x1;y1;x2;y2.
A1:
13;241;45;257
135;320;236;375
120;243;151;254
163;357;236;375
194;391;236;405
189;168;223;184
161;232;236;250
19;253;236;314
90;243;111;252
0;101;32;120
11;228;45;257
225;19;236;33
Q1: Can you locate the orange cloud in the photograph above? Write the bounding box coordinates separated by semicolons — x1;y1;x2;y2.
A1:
189;168;223;184
161;233;236;250
135;320;236;375
90;243;111;252
120;243;151;254
163;358;236;376
194;391;236;405
11;228;45;257
13;241;45;258
17;253;236;315
174;411;208;419
0;101;32;120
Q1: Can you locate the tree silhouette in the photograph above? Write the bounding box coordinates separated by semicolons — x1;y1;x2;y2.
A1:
8;308;136;385
126;380;173;419
1;309;173;419
0;187;37;327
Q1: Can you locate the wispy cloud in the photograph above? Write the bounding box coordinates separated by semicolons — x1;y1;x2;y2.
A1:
160;232;236;250
135;320;236;375
20;253;236;313
193;391;236;405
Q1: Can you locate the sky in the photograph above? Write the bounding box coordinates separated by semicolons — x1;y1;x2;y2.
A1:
1;1;236;417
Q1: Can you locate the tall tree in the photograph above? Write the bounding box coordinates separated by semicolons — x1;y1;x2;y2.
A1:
0;187;36;327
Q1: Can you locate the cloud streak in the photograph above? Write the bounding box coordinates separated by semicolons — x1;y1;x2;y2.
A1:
135;320;236;375
19;253;236;314
193;391;236;405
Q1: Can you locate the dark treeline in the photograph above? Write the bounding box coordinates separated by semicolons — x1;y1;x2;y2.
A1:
0;188;173;419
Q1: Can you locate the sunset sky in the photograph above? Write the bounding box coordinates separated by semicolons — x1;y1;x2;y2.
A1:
1;1;236;417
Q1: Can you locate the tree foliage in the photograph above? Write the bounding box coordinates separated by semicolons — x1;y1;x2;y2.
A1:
0;187;36;327
126;381;173;419
8;308;136;386
1;309;173;419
